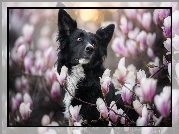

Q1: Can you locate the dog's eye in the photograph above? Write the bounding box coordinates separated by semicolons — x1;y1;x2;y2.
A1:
77;38;82;42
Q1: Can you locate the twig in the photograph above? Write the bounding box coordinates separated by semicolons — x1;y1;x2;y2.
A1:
64;86;97;106
149;65;164;78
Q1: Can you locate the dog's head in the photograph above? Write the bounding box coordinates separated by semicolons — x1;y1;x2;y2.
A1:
57;9;115;72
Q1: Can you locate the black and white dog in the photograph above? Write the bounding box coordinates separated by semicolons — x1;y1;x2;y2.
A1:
56;9;138;126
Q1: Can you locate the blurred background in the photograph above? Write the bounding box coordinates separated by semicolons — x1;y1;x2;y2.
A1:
2;2;173;127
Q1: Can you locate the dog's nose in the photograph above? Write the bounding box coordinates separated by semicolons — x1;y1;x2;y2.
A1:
85;44;94;54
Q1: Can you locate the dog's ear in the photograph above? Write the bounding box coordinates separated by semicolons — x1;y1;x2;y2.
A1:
58;9;77;36
95;24;115;46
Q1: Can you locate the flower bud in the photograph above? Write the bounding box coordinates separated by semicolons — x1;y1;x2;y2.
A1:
162;16;171;38
41;114;50;126
109;101;118;123
142;12;152;31
17;44;27;61
19;102;32;120
55;65;68;85
100;69;111;95
96;98;108;118
22;24;34;42
51;81;61;100
69;105;82;121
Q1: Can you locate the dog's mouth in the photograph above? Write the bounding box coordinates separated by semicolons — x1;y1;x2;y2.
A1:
74;57;90;64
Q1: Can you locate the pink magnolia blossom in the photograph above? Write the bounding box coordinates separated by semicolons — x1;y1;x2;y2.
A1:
120;15;133;34
17;44;27;61
147;33;156;48
172;10;179;34
38;37;51;51
142;12;152;31
148;57;160;76
154;86;171;117
117;108;126;124
137;69;146;83
136;106;149;126
55;65;68;85
172;89;179;124
157;9;170;20
96;98;108;118
19;102;32;120
41;114;50;126
23;93;33;109
128;27;140;40
99;69;111;95
109;101;118;123
162;16;171;38
69;105;82;121
172;34;179;51
14;36;25;49
147;47;155;60
133;100;143;116
136;30;147;51
163;38;171;55
124;9;137;19
126;39;138;56
111;37;128;57
22;24;34;42
15;77;22;91
15;93;23;107
51;81;61;100
153;9;160;25
121;84;133;104
24;54;33;72
140;78;157;102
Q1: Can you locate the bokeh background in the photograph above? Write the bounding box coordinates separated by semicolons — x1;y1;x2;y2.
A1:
2;1;178;134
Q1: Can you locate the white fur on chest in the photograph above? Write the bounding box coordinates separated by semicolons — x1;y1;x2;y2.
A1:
63;64;85;119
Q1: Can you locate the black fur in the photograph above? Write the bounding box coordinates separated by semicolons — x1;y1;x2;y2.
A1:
56;9;138;126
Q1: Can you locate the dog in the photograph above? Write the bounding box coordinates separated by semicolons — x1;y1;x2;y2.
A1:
56;9;138;126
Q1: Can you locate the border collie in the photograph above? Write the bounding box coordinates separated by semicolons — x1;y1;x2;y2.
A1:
56;9;138;126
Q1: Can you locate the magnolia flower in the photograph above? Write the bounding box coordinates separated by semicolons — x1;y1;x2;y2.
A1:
124;9;137;19
15;77;22;91
19;102;32;120
121;84;133;104
172;34;179;51
163;56;169;67
23;93;33;108
22;24;34;42
154;86;171;117
100;69;111;95
41;114;50;126
147;47;155;60
126;39;138;56
17;44;27;61
109;101;118;123
15;93;22;107
69;105;82;121
24;54;33;72
146;33;156;48
136;106;149;126
163;38;171;55
96;98;108;118
172;89;179;124
148;57;160;76
111;37;128;57
140;78;157;102
113;57;127;82
51;81;61;100
117;108;126;124
153;9;160;25
172;10;179;34
128;27;140;40
55;65;68;85
137;69;146;82
136;30;147;51
120;15;133;34
157;9;170;20
142;12;152;31
162;16;171;38
14;36;25;49
133;100;143;116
